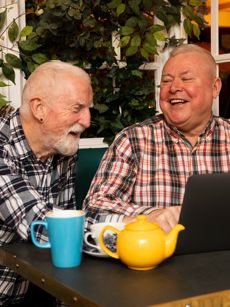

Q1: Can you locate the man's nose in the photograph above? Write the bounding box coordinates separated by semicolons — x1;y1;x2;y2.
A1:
170;78;183;93
79;108;91;129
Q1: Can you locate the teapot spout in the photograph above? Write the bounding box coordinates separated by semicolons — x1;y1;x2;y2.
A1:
165;224;185;258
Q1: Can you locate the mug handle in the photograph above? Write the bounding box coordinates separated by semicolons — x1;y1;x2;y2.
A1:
99;226;120;259
84;232;102;251
30;221;51;248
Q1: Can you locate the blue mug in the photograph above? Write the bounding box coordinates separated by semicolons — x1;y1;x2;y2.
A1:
31;210;85;268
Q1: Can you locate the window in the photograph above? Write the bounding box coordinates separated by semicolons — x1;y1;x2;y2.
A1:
189;0;230;116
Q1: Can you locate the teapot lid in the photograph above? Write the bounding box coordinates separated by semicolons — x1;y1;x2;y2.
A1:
125;215;160;231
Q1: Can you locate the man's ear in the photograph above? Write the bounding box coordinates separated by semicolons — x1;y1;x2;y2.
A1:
213;77;222;99
29;98;46;122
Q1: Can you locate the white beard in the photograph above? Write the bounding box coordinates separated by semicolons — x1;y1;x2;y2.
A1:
50;123;85;156
54;134;81;156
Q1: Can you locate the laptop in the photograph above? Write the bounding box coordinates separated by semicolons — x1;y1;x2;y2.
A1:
175;172;230;255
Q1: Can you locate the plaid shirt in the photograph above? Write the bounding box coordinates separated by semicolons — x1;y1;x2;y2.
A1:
83;114;230;229
0;110;76;306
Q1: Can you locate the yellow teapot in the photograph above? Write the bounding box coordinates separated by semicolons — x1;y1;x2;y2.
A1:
99;215;185;271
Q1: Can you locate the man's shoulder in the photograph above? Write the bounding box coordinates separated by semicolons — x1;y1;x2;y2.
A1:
112;114;164;147
214;116;230;128
0;115;12;143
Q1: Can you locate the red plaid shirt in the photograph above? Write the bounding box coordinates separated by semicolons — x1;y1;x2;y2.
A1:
83;114;230;229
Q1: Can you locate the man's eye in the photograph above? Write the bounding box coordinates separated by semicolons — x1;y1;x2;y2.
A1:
182;77;193;81
161;79;172;83
73;108;80;113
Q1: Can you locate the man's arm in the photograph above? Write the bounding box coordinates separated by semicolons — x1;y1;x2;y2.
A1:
123;206;181;233
83;133;162;230
0;172;50;241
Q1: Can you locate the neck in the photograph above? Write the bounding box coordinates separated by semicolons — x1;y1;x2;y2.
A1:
184;135;199;147
20;114;53;161
182;121;212;147
174;115;212;147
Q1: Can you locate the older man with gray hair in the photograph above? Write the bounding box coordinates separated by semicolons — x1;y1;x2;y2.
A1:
0;60;93;306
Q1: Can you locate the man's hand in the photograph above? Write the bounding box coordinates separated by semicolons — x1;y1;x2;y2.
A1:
123;206;181;233
147;206;181;233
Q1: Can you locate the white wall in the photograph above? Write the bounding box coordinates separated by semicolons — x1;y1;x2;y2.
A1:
1;1;25;109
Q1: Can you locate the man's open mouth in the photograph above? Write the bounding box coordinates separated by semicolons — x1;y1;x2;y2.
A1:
169;99;188;105
69;131;80;137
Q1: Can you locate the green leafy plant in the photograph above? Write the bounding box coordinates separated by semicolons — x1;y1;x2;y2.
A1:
1;0;205;143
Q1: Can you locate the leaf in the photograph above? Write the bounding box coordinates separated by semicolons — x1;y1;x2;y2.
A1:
32;53;48;64
119;36;131;47
143;42;157;54
5;53;22;68
111;118;124;129
94;103;109;113
149;24;165;33
193;14;205;27
130;34;141;47
145;32;157;46
125;17;138;28
153;31;166;41
131;70;143;78
117;3;126;16
137;16;148;30
192;22;201;39
143;0;154;10
2;63;15;84
27;61;39;74
140;47;149;60
128;0;141;15
107;0;121;9
183;18;192;36
155;10;168;25
0;96;9;107
0;10;6;33
125;46;138;57
183;5;196;20
0;81;9;87
8;20;19;43
189;0;201;6
18;40;41;52
120;26;134;36
20;26;33;37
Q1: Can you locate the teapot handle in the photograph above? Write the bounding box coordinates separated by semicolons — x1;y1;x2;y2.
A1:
99;225;120;259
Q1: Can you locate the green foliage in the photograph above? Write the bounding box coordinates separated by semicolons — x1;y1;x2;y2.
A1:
1;0;205;142
83;65;156;144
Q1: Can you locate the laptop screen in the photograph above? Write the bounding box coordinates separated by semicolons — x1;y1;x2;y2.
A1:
175;172;230;255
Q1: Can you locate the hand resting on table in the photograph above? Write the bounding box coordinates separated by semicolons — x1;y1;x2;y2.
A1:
123;206;181;233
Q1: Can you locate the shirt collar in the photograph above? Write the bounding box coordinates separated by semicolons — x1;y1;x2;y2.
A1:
10;109;36;160
163;115;215;142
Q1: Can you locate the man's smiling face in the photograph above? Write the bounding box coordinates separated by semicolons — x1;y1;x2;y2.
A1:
42;73;93;156
159;51;220;135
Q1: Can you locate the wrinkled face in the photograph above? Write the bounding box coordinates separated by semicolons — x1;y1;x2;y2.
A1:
160;52;221;135
42;74;93;156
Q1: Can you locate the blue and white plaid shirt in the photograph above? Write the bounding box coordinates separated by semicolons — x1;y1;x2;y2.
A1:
0;110;77;306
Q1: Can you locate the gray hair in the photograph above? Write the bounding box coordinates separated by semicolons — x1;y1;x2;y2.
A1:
21;60;91;116
168;43;217;78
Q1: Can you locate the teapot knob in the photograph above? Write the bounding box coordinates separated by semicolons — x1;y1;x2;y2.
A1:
136;215;147;221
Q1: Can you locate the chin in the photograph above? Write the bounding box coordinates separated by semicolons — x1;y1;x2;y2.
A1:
59;147;78;156
54;141;80;156
167;115;189;126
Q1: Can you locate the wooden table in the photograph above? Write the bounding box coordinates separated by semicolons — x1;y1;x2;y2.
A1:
2;243;230;306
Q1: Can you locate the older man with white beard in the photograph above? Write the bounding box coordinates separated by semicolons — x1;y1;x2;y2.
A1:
0;60;93;307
